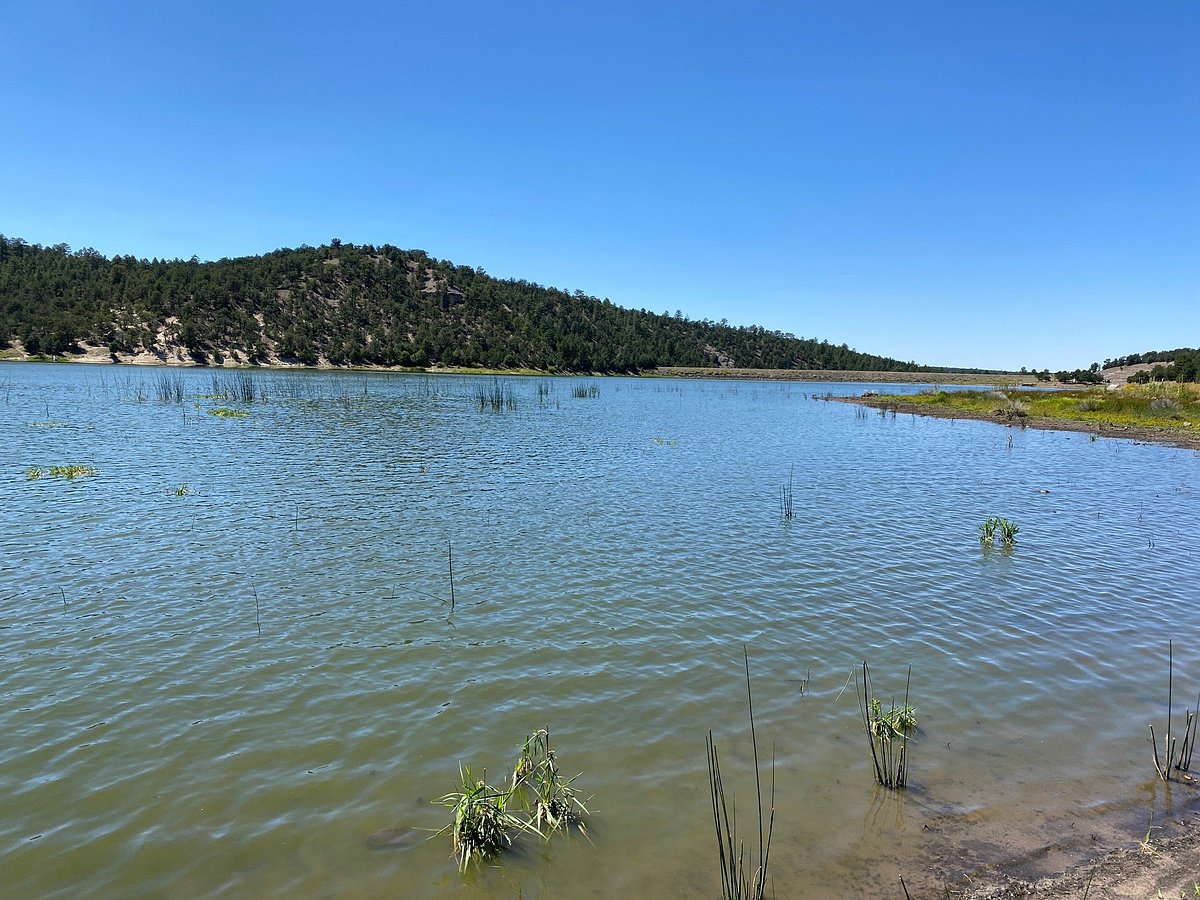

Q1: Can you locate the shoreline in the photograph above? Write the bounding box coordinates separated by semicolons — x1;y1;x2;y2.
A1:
837;395;1200;452
957;814;1200;898
1;347;1029;386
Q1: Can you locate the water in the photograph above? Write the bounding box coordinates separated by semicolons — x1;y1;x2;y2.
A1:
2;363;1198;898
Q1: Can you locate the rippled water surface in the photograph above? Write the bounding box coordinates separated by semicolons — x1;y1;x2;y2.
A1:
2;364;1199;898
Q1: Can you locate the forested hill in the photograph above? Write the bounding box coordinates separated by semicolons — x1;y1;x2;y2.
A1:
1;236;948;373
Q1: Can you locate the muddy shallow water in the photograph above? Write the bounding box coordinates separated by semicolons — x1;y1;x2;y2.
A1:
2;364;1198;898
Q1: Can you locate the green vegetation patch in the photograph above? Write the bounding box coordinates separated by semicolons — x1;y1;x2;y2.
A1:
888;385;1200;429
27;464;98;480
208;407;249;418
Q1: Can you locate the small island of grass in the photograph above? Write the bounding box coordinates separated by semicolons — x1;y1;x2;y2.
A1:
843;384;1200;450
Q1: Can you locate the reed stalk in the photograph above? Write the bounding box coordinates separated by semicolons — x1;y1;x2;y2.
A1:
1151;641;1198;779
706;647;775;900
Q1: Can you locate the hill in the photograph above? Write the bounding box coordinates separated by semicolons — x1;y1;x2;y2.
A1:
0;235;979;374
1103;348;1199;383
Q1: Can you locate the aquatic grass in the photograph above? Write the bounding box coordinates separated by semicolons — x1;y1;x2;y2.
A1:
512;728;589;836
979;517;1018;548
27;464;98;480
173;483;192;497
473;377;516;411
154;372;186;403
857;661;913;789
208;407;249;418
571;383;600;399
208;372;263;403
779;466;794;521
707;647;775;900
435;766;536;871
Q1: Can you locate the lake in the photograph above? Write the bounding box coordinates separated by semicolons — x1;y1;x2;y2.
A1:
2;363;1198;898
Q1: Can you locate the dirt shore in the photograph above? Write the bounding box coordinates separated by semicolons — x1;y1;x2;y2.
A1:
958;820;1200;898
838;395;1200;452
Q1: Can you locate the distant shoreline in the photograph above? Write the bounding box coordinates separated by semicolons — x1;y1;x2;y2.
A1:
655;365;1029;385
1;344;1027;385
837;394;1200;451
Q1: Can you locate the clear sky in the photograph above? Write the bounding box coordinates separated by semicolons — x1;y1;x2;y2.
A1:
2;1;1196;370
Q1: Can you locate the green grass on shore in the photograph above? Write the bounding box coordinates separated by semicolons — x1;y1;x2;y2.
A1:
878;384;1200;430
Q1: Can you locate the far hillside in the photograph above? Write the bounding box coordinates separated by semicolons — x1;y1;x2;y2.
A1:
0;235;998;375
1104;349;1200;383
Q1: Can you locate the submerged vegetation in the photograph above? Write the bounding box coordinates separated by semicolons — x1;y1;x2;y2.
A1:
208;407;249;418
26;464;97;480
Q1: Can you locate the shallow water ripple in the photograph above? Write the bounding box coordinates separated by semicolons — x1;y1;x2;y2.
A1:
1;366;1198;897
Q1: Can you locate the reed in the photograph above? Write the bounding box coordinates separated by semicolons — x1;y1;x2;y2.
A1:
447;539;456;615
779;466;794;521
208;372;262;403
572;383;600;399
251;579;262;638
154;372;185;403
474;377;516;411
857;661;914;789
1150;640;1199;780
707;647;775;900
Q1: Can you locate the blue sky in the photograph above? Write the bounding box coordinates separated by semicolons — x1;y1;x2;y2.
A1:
2;1;1195;370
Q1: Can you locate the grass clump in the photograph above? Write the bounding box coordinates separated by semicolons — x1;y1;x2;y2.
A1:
208;407;249;418
436;729;589;871
27;464;98;480
436;766;534;871
473;377;516;411
513;728;589;836
155;372;186;403
857;661;913;789
173;484;192;497
980;517;1019;548
571;383;600;399
867;384;1200;431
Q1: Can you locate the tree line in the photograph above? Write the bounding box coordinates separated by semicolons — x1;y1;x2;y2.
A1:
1104;348;1199;383
1;235;985;374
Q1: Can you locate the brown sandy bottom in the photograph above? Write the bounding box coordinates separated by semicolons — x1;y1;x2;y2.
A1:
905;789;1200;899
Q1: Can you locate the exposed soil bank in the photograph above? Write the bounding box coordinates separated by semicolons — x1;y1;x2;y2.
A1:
837;395;1200;452
958;818;1200;898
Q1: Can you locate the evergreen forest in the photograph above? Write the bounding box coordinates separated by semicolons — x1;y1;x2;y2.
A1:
0;235;967;374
